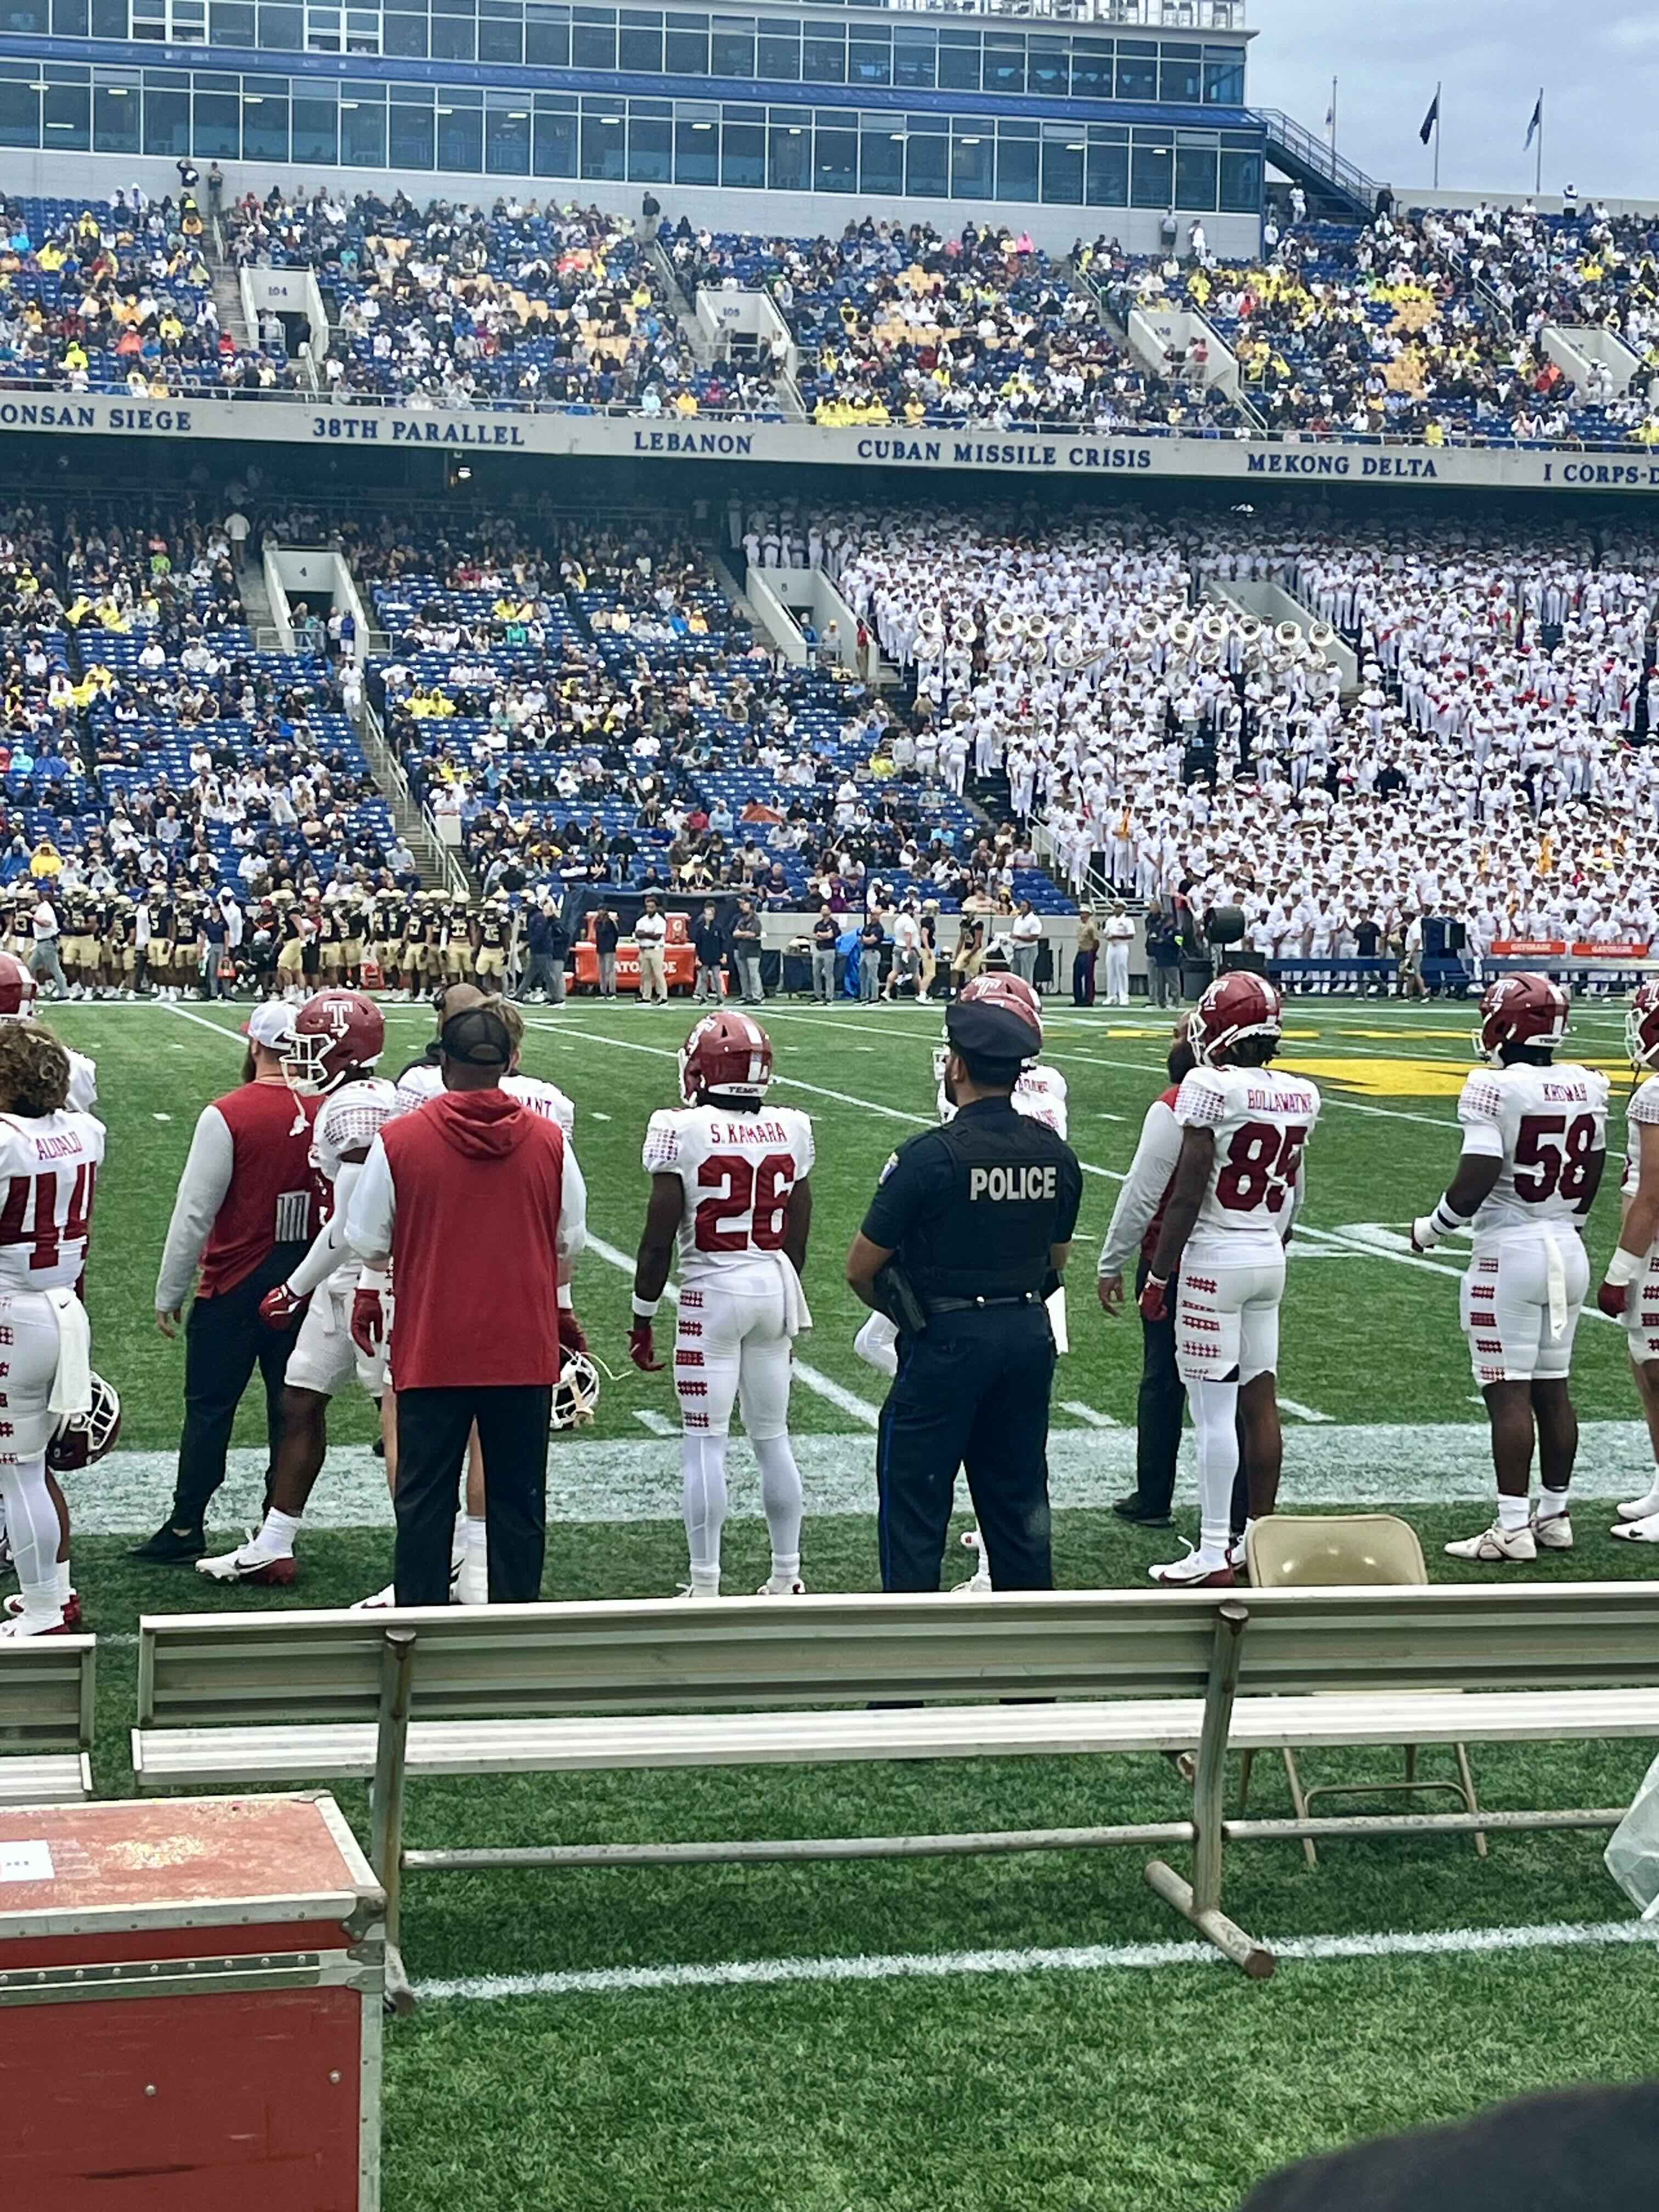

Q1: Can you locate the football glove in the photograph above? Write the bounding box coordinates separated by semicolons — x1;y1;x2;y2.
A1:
628;1322;664;1373
350;1286;386;1358
557;1307;589;1361
258;1281;308;1331
1138;1274;1169;1323
1409;1217;1440;1254
1598;1279;1630;1319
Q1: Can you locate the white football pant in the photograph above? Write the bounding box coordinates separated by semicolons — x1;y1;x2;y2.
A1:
675;1272;803;1584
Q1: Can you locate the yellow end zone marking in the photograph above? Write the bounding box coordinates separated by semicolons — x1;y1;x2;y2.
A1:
1283;1052;1628;1099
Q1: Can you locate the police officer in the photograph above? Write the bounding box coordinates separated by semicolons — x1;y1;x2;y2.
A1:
845;974;1082;1591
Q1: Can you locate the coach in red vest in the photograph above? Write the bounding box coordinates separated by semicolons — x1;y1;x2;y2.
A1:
347;1003;587;1605
137;1001;321;1563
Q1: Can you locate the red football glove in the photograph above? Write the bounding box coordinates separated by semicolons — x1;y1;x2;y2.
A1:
558;1307;589;1360
1598;1279;1630;1319
1138;1274;1170;1323
350;1286;386;1358
628;1323;664;1372
259;1281;308;1331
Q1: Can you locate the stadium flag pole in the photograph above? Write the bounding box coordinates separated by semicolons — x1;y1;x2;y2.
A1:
1434;82;1441;189
1327;77;1337;154
1534;90;1543;199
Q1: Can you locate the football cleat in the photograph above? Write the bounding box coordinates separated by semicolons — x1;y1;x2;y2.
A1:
756;1573;806;1596
196;1537;298;1587
1149;1547;1236;1588
4;1590;79;1627
1616;1486;1659;1521
0;1611;70;1638
352;1582;396;1611
1611;1509;1659;1544
1226;1536;1250;1581
1443;1521;1537;1563
1531;1510;1573;1551
674;1582;721;1602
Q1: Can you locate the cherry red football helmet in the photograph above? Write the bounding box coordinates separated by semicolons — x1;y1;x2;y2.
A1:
957;970;1044;1052
679;1008;774;1102
282;989;386;1096
1190;970;1283;1065
47;1371;121;1473
1474;973;1569;1062
1627;979;1659;1071
0;951;37;1019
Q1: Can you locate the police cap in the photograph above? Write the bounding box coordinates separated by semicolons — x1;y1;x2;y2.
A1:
945;973;1042;1074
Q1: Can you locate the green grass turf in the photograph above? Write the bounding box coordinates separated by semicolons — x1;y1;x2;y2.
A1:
25;992;1659;2212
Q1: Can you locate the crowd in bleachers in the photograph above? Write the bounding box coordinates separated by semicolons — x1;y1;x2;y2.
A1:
227;189;781;418
1113;201;1659;445
666;215;1235;432
0;190;292;399
360;510;1035;915
806;496;1659;972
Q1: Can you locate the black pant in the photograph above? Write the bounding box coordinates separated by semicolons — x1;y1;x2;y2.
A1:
393;1384;552;1606
1133;1254;1249;1530
1072;950;1096;1006
171;1246;308;1527
877;1304;1055;1592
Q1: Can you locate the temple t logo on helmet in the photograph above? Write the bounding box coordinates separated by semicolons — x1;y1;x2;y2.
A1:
283;990;387;1096
1190;972;1283;1065
679;1009;774;1103
1473;973;1569;1064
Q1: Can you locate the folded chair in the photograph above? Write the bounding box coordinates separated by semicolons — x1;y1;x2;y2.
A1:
1242;1514;1487;1867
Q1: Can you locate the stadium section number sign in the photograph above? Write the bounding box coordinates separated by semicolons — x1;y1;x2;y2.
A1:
2;394;1657;494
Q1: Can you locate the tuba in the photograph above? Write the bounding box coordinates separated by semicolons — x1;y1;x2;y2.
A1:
1308;620;1335;654
986;606;1020;663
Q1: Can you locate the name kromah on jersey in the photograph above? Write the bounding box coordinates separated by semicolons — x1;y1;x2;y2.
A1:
642;1103;815;1284
1175;1063;1321;1246
1457;1060;1609;1234
0;1107;104;1290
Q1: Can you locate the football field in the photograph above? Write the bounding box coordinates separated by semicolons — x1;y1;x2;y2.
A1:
40;991;1659;2211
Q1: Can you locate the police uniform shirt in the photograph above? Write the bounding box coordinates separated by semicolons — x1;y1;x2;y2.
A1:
861;1098;1082;1305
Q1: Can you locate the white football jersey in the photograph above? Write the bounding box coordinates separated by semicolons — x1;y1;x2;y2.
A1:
0;1107;105;1290
1458;1060;1609;1235
502;1071;576;1136
1624;1073;1659;1201
312;1077;399;1185
392;1060;442;1113
938;1062;1069;1140
66;1047;96;1116
642;1101;815;1284
1175;1063;1321;1249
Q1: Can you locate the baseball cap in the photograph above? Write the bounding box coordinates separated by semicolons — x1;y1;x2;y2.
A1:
440;1005;512;1069
243;1002;298;1049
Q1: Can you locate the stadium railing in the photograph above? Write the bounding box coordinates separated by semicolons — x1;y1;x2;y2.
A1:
131;1584;1659;1994
1;1634;96;1805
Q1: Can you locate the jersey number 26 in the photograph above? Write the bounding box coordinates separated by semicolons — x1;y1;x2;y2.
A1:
695;1153;794;1252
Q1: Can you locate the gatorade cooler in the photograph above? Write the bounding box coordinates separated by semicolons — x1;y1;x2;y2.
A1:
0;1792;385;2210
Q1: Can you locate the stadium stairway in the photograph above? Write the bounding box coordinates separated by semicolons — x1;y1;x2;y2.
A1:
1251;108;1385;222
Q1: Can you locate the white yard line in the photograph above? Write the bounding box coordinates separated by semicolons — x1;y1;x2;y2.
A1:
1058;1401;1119;1429
414;1916;1657;2006
71;1418;1656;1533
1278;1397;1333;1425
631;1410;678;1437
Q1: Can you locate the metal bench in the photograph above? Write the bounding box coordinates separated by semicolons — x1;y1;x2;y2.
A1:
1;1634;96;1804
132;1585;1659;1995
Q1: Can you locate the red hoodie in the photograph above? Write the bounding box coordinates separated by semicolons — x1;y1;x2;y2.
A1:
380;1088;568;1389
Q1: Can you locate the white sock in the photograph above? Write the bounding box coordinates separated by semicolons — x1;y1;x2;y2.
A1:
681;1429;730;1583
52;1560;72;1607
1187;1376;1241;1564
457;1515;488;1606
450;1509;469;1569
1497;1494;1531;1532
252;1508;302;1559
752;1432;804;1580
1536;1487;1570;1521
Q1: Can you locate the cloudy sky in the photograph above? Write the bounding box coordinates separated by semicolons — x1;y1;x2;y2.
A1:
1250;0;1659;201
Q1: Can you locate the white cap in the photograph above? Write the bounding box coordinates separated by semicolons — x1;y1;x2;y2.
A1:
243;1002;298;1049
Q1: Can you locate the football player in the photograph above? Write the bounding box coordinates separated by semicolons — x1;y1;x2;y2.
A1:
1598;978;1659;1541
0;1020;114;1637
1412;974;1608;1563
855;966;1068;1381
1140;972;1321;1587
0;949;96;1113
630;1009;814;1598
197;990;392;1589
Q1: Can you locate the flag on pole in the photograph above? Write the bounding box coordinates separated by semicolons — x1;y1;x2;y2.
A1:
1324;98;1334;130
1525;93;1543;149
1419;90;1440;145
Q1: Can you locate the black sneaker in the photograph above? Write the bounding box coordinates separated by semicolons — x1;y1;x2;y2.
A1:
1111;1494;1173;1528
129;1520;207;1564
